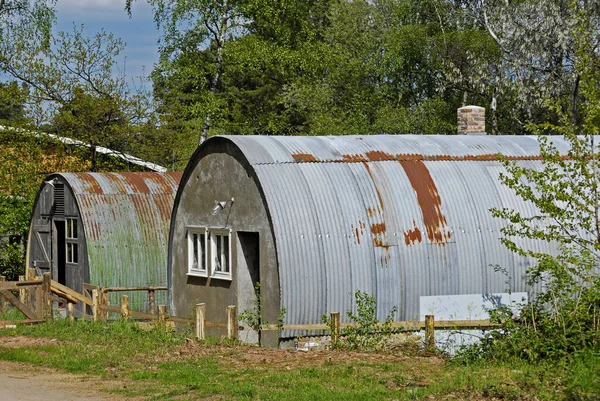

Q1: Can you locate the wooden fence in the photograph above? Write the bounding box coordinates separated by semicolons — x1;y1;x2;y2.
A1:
1;274;499;348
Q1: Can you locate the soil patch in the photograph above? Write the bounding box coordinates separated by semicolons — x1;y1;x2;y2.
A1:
0;360;139;401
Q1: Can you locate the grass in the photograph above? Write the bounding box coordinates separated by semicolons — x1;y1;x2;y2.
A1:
0;319;599;400
0;307;26;321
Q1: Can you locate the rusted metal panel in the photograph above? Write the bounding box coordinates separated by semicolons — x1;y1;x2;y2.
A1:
33;172;181;310
199;135;576;331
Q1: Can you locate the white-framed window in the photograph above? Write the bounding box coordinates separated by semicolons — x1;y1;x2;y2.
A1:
186;227;232;280
187;228;207;277
66;218;78;264
209;230;231;280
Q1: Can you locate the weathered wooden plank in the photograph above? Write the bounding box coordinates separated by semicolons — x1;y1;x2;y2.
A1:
196;303;205;340
227;306;238;339
50;280;92;306
0;290;38;320
0;319;44;327
0;281;43;291
50;287;78;304
42;273;51;320
260;319;498;332
102;286;168;292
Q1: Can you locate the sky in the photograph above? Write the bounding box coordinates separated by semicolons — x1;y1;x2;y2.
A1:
54;0;161;80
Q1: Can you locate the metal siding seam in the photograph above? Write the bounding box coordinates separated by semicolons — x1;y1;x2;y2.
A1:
359;160;401;322
325;163;373;321
255;164;325;337
298;163;351;325
345;163;382;311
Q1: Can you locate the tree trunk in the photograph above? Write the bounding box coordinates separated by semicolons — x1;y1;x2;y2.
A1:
200;1;229;145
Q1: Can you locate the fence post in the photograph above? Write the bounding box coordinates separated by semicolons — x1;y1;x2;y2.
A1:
35;280;42;319
148;290;156;314
120;295;129;319
67;302;75;322
18;275;26;304
196;303;206;340
92;289;99;322
331;312;340;346
26;268;36;307
101;290;108;320
42;273;52;320
227;305;238;340
158;305;167;325
425;315;435;350
0;277;5;314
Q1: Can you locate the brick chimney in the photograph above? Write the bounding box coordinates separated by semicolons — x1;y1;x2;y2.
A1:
457;105;486;135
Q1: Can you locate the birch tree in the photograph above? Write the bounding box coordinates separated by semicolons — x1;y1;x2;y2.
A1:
128;0;245;144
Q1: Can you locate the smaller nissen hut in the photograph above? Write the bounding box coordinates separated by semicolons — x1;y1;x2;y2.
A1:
27;172;182;311
168;108;568;347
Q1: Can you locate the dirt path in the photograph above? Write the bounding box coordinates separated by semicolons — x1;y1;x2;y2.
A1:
0;360;133;401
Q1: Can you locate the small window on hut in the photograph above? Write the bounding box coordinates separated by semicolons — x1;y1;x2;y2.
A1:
209;229;231;280
187;228;207;277
65;218;78;264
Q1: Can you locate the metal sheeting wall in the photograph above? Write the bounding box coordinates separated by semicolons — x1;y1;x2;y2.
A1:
223;135;569;328
58;172;182;310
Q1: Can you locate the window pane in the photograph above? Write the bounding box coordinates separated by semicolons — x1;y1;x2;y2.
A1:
223;235;229;273
66;219;78;239
215;234;222;272
73;244;78;264
200;234;206;271
66;243;71;263
192;233;199;270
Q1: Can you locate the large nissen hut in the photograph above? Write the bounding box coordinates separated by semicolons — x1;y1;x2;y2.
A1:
168;110;564;347
27;172;182;310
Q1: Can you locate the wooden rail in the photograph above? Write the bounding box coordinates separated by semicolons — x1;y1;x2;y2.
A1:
2;275;500;350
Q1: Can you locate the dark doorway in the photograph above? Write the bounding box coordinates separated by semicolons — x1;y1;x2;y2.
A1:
238;232;260;289
238;231;260;342
54;220;66;285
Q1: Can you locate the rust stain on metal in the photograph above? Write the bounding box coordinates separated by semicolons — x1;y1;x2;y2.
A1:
342;154;368;163
403;221;422;246
292;153;318;163
77;173;103;194
371;222;386;235
365;151;395;161
299;152;550;164
350;221;366;245
399;160;451;245
121;173;151;193
362;162;384;209
373;237;389;250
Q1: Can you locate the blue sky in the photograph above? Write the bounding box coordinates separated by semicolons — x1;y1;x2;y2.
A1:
55;0;161;80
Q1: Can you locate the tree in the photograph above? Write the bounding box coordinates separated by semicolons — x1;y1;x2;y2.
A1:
445;0;600;134
129;0;246;144
1;25;155;170
0;81;29;125
475;5;600;360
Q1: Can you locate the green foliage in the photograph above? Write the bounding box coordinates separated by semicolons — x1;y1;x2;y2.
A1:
238;282;262;332
462;5;600;363
0;81;29;125
323;290;397;351
238;282;287;335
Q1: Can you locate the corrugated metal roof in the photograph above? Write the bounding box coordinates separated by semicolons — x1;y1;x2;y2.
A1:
56;172;181;309
220;135;575;327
